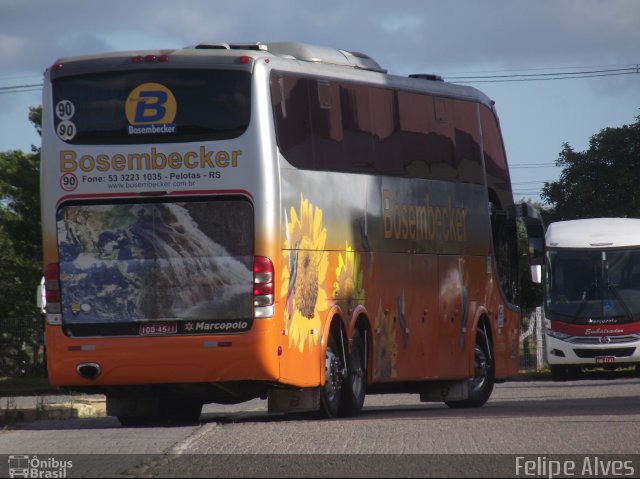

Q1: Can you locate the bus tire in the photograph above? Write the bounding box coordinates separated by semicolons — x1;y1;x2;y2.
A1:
445;329;494;408
550;365;580;381
339;329;366;417
116;398;202;427
116;415;152;427
550;365;568;381
159;398;203;425
319;331;344;419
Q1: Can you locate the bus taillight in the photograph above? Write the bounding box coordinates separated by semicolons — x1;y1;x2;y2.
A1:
44;262;62;325
253;256;274;318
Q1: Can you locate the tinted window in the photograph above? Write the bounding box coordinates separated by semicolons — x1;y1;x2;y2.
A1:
271;75;313;167
271;72;485;185
339;83;374;173
396;91;451;179
480;105;512;208
453;100;483;185
56;198;254;328
309;79;343;171
370;87;398;175
52;70;251;145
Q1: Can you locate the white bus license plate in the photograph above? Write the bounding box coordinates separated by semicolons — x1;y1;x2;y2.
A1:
139;322;177;335
595;356;615;365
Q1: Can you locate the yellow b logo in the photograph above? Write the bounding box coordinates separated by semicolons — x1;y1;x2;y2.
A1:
125;83;177;125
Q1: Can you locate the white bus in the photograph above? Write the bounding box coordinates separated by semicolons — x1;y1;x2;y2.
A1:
544;218;640;380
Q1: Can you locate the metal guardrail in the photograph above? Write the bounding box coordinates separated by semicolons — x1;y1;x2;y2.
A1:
520;307;546;371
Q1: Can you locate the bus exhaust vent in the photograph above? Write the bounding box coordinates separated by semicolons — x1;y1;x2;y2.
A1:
194;42;268;51
409;73;444;82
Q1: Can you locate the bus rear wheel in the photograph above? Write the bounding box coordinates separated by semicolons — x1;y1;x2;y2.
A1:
159;398;203;425
339;329;366;417
319;331;344;418
115;397;202;427
446;329;494;408
550;364;580;381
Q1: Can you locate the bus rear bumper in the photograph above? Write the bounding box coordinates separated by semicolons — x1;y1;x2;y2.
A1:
45;322;281;389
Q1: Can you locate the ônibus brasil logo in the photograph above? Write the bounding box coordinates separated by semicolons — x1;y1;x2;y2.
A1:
125;82;177;135
7;455;73;478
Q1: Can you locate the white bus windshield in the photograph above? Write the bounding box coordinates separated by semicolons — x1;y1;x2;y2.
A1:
546;248;640;323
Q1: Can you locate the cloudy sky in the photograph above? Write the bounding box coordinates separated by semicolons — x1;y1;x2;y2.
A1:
1;0;639;203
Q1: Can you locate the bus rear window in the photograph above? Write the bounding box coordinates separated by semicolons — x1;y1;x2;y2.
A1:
56;198;254;332
52;70;251;144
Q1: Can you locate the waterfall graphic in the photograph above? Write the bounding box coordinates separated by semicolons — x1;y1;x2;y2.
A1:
57;201;253;323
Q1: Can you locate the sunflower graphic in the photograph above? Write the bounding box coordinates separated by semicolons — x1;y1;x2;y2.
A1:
332;241;365;307
281;194;329;352
373;300;398;378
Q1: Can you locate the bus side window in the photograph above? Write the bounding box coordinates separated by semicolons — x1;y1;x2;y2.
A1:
490;195;518;304
370;87;399;176
309;79;343;172
340;83;374;173
480;106;512;214
397;90;431;179
452;100;483;185
271;75;313;169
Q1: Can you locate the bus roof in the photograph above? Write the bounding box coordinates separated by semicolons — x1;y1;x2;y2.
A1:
546;218;640;249
191;41;388;73
48;41;494;109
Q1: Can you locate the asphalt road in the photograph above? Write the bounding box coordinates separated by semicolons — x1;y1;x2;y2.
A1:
0;377;639;477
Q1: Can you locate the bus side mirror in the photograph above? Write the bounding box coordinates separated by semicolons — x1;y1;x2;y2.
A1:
528;236;545;266
514;202;545;283
37;276;46;313
530;265;542;284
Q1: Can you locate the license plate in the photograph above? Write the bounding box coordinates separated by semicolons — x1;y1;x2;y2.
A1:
139;322;177;335
595;356;615;365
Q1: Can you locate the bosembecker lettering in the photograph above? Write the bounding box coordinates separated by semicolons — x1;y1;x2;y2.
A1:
60;147;242;173
383;189;468;242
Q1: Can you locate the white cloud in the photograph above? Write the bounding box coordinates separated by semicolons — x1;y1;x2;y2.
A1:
2;0;639;74
0;0;638;189
0;34;25;65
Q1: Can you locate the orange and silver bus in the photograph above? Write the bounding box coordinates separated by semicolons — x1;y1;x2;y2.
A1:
41;41;544;424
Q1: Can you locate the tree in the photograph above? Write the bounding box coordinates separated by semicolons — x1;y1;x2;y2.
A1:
0;106;43;376
541;116;640;222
